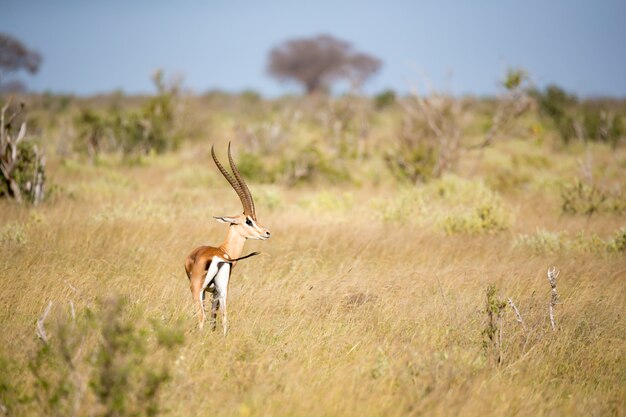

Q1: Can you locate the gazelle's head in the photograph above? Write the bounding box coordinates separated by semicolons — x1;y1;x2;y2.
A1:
212;143;271;241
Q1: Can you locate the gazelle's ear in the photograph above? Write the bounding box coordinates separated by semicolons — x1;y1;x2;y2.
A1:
214;216;239;224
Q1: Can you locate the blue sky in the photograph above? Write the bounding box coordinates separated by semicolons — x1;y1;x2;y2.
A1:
1;0;625;97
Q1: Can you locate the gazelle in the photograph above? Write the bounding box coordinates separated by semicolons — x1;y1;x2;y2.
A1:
185;143;270;334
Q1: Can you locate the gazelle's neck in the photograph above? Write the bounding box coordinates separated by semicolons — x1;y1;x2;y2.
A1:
219;226;246;259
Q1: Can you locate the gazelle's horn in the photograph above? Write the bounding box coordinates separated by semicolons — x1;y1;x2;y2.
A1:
227;142;256;219
211;145;254;217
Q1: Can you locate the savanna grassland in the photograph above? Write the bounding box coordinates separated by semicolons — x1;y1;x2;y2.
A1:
1;86;625;417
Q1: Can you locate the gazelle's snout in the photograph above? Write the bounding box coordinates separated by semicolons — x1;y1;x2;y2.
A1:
255;224;271;240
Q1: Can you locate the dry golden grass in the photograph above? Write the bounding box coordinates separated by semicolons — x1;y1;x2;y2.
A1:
1;140;625;417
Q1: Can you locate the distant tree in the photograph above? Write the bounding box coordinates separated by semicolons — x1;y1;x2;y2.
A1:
344;52;382;90
0;33;42;90
267;34;382;95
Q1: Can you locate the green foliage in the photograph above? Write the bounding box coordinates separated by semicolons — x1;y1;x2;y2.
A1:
515;227;626;254
374;89;396;110
115;73;180;159
253;186;283;212
385;95;461;183
482;284;507;366
41;92;73;113
533;85;624;145
385;141;438;184
298;191;354;212
73;71;181;161
1;102;47;205
579;102;624;147
514;229;566;253
74;108;112;160
239;89;262;104
279;143;351;185
0;352;24;413
433;177;512;234
533;84;578;143
441;204;509;235
0;139;44;202
606;228;626;253
375;175;513;234
503;68;527;91
235;151;276;183
485;165;532;193
0;221;27;245
561;179;625;216
4;297;184;417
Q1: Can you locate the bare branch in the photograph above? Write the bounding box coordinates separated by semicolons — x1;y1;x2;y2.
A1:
36;301;53;344
507;297;526;332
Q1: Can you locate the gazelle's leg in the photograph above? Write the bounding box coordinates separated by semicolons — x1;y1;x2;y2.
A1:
214;264;230;336
190;279;205;330
220;293;228;336
210;292;219;331
199;258;220;332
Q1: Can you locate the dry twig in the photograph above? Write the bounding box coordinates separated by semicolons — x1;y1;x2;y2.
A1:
507;297;526;332
36;301;53;344
547;266;560;331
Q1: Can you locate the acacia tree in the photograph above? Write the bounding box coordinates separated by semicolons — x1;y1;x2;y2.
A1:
267;34;381;95
0;33;42;91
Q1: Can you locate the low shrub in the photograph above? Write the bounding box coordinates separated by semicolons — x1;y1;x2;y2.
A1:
606;227;626;253
73;71;181;161
253;186;283;212
515;227;626;254
374;89;396;110
441;203;510;234
376;175;513;234
279;143;351;185
385;94;461;183
235;151;276;183
0;221;27;245
532;85;624;145
1;297;184;417
561;179;625;216
1;101;46;205
298;191;354;213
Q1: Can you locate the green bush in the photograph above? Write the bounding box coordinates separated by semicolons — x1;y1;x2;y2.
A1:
580;102;624;147
532;85;578;143
374;89;396;110
485;165;532;193
514;229;566;253
515;228;626;254
298;191;354;212
74;108;112;161
0;140;45;201
0;221;27;245
482;284;507;366
561;180;625;216
384;142;438;184
376;175;513;234
235;151;276;183
279;143;351;185
72;71;181;161
1;102;46;205
606;228;626;253
385;94;461;183
441;203;510;234
1;297;184;417
533;85;624;145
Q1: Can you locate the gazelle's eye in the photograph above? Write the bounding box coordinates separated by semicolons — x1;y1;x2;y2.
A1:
245;218;253;226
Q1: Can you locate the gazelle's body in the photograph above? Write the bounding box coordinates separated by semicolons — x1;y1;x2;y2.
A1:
185;144;270;334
